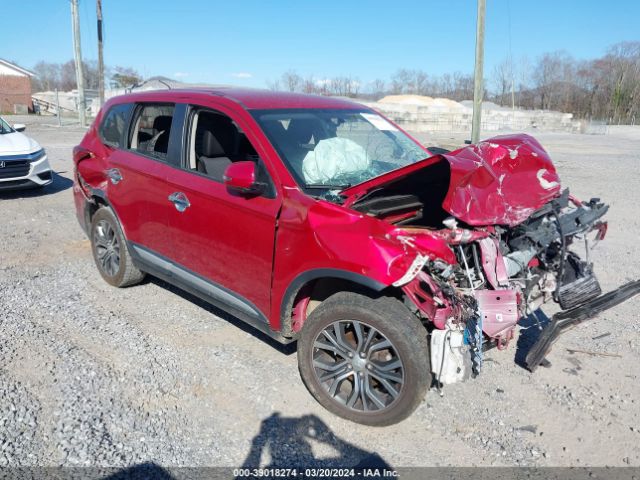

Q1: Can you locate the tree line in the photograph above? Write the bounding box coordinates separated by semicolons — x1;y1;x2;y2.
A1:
32;40;639;123
32;60;142;92
268;41;640;124
267;69;477;103
491;42;639;124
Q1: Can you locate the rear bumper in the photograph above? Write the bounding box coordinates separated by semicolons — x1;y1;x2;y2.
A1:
524;279;640;371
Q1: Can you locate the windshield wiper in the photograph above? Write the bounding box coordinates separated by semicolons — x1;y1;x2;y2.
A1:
305;183;351;189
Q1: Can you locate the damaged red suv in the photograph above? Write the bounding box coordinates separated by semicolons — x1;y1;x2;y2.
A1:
73;89;639;425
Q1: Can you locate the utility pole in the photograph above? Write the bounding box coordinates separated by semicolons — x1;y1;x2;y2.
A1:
507;0;516;123
96;0;105;106
471;0;486;144
55;89;62;127
71;0;86;127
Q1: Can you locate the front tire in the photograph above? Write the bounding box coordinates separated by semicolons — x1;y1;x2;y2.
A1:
90;207;145;287
297;292;431;426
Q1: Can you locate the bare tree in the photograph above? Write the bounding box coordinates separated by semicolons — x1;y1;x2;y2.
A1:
491;58;514;106
389;69;429;95
82;60;104;90
32;61;61;91
370;78;386;98
450;72;475;101
390;69;411;94
266;78;281;91
532;52;571;110
605;42;640;123
302;75;317;94
325;76;359;97
110;66;142;89
281;70;303;92
60;60;79;91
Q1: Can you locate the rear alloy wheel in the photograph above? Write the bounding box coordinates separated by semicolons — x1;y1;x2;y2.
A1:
297;292;431;426
90;207;145;287
93;219;120;277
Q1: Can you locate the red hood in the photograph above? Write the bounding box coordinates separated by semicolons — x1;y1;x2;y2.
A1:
341;134;561;227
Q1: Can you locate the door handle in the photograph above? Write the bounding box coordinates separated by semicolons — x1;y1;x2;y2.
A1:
105;168;123;185
168;191;190;212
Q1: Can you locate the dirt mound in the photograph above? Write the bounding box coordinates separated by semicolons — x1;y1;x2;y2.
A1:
379;94;435;106
379;94;464;110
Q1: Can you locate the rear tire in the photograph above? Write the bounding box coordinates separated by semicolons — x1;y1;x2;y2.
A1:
90;207;145;287
297;291;431;426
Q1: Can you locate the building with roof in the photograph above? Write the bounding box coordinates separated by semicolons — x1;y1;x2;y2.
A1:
0;59;35;114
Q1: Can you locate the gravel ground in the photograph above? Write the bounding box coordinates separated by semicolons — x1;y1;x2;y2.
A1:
0;115;639;469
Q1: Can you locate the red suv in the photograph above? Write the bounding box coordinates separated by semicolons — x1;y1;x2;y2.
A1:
73;88;638;425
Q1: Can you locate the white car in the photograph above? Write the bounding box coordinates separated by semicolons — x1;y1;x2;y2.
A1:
0;116;52;190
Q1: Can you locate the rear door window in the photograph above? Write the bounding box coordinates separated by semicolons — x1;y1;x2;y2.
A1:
129;104;175;161
99;103;132;148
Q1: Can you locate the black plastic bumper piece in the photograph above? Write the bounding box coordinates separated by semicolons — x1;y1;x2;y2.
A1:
0;179;38;191
524;279;640;371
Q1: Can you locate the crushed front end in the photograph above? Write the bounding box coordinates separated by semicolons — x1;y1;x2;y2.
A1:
396;189;617;383
338;134;640;384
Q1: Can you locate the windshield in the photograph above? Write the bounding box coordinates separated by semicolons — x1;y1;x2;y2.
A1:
252;109;429;189
0;117;14;135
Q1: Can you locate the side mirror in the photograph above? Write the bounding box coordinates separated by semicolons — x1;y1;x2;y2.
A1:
223;161;264;194
13;124;26;132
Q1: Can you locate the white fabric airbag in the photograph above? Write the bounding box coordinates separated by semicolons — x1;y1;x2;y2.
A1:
302;137;369;184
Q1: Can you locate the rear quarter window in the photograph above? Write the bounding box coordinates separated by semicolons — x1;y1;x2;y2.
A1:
99;103;133;148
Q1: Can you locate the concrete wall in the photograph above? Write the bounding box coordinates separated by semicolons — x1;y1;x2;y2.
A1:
362;100;583;134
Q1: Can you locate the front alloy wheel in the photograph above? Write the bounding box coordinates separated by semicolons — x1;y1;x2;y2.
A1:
312;320;405;412
297;292;431;426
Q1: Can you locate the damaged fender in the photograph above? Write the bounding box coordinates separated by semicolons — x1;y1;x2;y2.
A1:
305;201;457;287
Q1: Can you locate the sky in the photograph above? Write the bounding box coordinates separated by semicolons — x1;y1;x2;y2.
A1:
2;0;639;89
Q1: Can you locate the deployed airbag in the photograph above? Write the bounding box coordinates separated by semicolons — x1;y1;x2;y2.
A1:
302;137;370;184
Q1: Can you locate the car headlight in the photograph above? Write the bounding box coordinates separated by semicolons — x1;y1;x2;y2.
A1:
29;149;46;162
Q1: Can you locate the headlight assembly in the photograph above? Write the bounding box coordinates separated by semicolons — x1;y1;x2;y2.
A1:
29;149;46;162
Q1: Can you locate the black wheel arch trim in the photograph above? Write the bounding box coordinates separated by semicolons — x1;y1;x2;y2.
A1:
88;186;108;202
79;186;109;235
83;187;128;239
280;268;387;335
